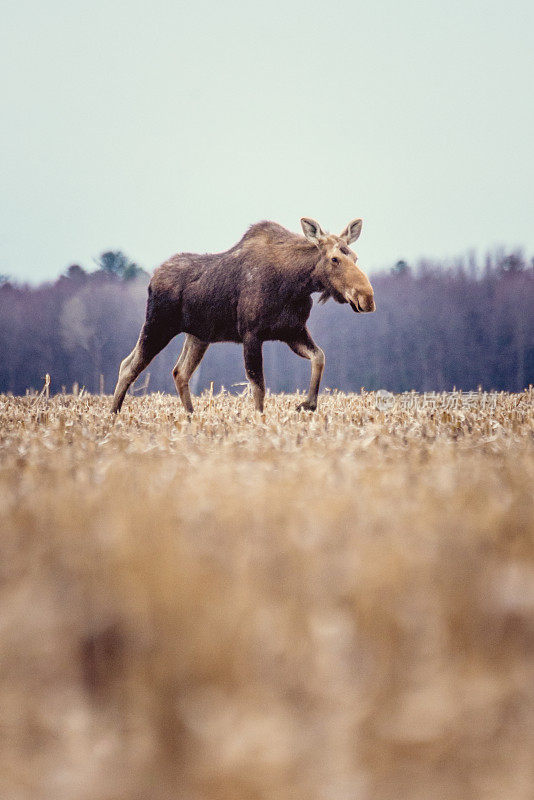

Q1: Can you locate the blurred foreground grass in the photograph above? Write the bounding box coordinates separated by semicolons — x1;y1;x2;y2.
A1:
1;390;534;800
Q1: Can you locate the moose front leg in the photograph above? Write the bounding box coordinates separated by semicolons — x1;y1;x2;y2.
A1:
287;328;325;411
243;333;265;412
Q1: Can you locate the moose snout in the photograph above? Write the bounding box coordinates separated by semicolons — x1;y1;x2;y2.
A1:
360;293;376;312
346;290;376;313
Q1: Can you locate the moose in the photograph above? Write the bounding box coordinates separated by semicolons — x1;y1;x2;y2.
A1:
111;217;375;414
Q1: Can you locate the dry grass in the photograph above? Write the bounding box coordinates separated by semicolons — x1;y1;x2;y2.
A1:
1;389;534;800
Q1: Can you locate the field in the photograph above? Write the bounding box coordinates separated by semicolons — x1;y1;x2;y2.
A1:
1;389;534;800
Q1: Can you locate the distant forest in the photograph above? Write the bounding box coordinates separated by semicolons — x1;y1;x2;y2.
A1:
1;248;533;396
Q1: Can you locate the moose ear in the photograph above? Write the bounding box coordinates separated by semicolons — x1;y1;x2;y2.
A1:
340;218;363;244
300;217;327;245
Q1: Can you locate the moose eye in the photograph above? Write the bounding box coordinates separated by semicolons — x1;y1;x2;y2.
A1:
331;256;340;264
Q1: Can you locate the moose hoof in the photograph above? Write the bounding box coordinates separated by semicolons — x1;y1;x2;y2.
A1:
296;400;317;412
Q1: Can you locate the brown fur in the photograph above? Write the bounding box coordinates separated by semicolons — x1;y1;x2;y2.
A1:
111;218;375;414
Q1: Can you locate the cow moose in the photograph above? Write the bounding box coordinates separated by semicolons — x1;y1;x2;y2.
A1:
111;217;375;414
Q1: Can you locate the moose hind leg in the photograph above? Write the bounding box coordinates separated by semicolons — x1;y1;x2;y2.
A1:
172;334;209;413
111;322;175;413
287;328;325;411
111;342;147;413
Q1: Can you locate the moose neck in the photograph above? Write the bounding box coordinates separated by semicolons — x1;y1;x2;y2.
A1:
289;241;328;296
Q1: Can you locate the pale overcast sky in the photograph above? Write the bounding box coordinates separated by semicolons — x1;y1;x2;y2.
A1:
1;0;533;282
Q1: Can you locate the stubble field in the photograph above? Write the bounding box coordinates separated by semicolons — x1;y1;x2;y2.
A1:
1;389;534;800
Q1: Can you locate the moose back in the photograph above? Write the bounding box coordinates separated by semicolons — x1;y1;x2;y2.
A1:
112;217;375;414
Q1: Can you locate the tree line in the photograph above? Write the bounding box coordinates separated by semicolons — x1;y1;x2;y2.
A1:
0;248;532;397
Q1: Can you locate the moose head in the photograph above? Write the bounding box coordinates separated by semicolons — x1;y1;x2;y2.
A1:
301;217;376;313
